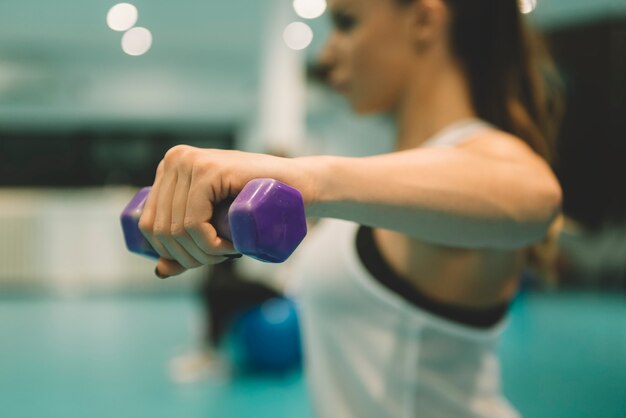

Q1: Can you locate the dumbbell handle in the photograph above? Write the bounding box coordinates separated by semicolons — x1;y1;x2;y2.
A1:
121;178;307;263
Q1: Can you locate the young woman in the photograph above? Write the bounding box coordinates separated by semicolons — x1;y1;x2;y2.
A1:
139;0;563;416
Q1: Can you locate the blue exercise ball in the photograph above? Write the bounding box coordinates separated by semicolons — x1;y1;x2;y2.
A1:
232;297;302;373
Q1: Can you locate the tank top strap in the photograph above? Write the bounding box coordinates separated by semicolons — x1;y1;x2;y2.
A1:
421;118;494;148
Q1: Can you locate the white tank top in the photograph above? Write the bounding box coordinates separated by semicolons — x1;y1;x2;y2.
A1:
291;119;521;418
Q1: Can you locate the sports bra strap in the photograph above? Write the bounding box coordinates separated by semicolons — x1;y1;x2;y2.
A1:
422;118;493;148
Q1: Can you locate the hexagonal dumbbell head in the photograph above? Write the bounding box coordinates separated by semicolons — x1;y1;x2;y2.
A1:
229;178;307;263
120;187;158;259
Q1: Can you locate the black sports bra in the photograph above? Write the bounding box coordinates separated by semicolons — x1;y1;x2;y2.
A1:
355;225;509;329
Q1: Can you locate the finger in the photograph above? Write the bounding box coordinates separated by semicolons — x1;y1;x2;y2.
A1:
188;223;237;254
139;161;174;259
184;181;237;256
154;170;206;269
153;167;186;261
171;170;219;264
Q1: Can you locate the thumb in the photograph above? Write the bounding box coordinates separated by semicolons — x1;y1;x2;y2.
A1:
155;258;187;279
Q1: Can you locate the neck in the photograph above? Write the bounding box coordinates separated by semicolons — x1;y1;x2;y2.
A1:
393;57;476;151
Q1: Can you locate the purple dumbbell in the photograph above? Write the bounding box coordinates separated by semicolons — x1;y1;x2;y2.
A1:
120;178;307;263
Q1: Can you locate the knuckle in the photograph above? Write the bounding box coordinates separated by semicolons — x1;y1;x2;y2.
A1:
137;217;152;235
170;223;186;238
152;223;170;239
183;218;199;232
156;159;165;174
164;145;188;163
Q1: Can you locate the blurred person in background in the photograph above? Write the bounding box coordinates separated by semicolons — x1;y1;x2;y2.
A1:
139;0;563;417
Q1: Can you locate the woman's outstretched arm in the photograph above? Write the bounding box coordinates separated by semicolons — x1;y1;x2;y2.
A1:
302;132;562;249
140;132;561;276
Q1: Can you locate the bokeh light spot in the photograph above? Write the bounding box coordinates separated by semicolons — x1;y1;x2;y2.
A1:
121;27;152;56
107;3;138;32
283;22;313;51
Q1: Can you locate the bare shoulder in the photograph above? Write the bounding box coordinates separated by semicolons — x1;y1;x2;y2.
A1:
457;129;547;166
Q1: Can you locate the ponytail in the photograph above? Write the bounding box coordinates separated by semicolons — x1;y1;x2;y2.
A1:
443;0;564;164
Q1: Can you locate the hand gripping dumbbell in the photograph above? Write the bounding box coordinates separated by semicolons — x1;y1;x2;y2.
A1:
120;178;307;263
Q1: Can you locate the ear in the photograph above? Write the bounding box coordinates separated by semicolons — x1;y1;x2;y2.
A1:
404;0;449;47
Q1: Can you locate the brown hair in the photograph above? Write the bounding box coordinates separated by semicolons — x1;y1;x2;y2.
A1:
440;0;566;283
402;0;565;164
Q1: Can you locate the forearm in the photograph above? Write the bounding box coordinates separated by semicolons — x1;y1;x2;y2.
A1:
299;149;562;249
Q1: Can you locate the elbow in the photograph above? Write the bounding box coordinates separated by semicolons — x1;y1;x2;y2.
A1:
535;175;563;229
546;179;563;222
513;178;563;247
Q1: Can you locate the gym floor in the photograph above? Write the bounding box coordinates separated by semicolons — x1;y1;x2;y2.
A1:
1;291;624;418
